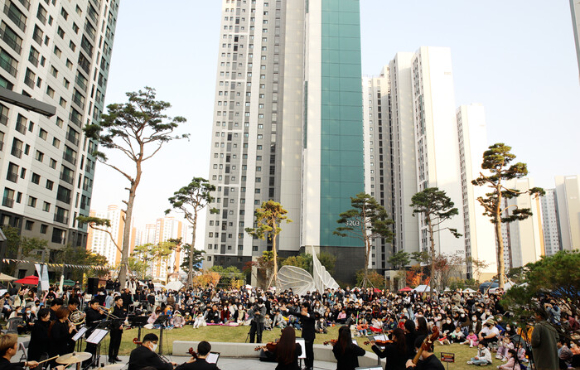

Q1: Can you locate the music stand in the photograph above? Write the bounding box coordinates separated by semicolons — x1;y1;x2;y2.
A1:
128;315;149;341
73;327;88;352
86;327;109;368
153;315;169;354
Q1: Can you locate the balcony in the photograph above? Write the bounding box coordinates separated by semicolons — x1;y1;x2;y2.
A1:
72;95;85;110
10;147;22;158
17;0;30;10
62;152;77;165
24;76;34;89
56;193;71;204
28;55;39;67
66;132;79;146
69;112;82;127
1;31;22;54
75;75;87;92
0;57;17;77
32;31;42;45
53;213;69;224
4;5;26;32
2;197;14;208
6;171;17;182
15;121;25;134
59;172;74;184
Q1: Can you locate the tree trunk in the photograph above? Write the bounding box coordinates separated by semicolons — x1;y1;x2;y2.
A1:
495;183;505;289
271;232;278;289
188;213;198;288
428;218;436;299
364;237;370;288
119;186;136;288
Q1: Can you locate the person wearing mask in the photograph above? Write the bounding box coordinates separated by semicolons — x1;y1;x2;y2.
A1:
27;309;50;362
0;334;40;370
248;299;266;343
371;327;407;370
128;333;176;370
21;307;35;334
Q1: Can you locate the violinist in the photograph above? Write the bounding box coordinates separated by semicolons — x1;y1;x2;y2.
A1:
175;341;220;370
405;335;444;370
264;327;301;370
370;328;407;370
332;326;365;370
128;333;176;370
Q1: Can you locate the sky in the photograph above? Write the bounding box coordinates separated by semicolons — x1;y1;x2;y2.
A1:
92;0;580;244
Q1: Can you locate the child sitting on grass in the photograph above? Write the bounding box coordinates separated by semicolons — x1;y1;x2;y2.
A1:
462;330;479;347
264;314;273;331
496;336;514;361
467;342;492;366
497;349;521;370
449;326;465;343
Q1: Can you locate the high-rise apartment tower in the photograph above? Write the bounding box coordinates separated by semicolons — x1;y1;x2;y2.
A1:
0;0;119;274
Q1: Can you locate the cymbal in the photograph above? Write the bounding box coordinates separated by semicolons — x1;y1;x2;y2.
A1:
56;352;92;364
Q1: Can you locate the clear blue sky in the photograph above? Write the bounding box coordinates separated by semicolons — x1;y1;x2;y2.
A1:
93;0;580;234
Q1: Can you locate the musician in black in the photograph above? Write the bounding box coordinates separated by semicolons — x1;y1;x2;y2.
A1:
175;341;220;370
282;302;317;370
0;334;40;370
109;296;127;363
128;333;176;370
83;300;107;367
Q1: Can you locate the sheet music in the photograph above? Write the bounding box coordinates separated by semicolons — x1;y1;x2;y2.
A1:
295;338;306;359
374;334;388;342
87;328;108;344
206;352;220;364
72;326;87;341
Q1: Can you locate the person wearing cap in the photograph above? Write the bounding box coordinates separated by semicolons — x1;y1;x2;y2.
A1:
128;333;176;370
478;319;499;347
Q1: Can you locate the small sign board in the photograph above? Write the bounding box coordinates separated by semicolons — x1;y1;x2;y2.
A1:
440;352;455;363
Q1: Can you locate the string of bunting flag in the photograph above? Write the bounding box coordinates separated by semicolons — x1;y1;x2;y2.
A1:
2;259;110;270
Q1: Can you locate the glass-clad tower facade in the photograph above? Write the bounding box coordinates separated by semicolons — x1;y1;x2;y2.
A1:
205;0;365;282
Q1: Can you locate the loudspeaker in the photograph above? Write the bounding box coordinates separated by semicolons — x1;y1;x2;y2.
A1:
87;277;99;294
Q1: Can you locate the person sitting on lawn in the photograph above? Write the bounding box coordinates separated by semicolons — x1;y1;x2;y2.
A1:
467;342;492;366
462;330;479;347
449;327;465;344
497;349;521;370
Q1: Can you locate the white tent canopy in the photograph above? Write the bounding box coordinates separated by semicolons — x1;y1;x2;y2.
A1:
413;285;435;292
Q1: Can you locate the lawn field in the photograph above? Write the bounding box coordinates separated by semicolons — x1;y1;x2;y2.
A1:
102;325;511;370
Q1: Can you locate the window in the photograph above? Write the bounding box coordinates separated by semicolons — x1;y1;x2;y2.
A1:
57;27;65;39
46;180;53;190
40;224;48;234
49;158;56;169
25;220;34;231
60;7;68;20
28;196;37;207
39;129;47;140
52;138;60;148
42;202;50;212
31;173;40;184
54;46;61;57
35;150;44;162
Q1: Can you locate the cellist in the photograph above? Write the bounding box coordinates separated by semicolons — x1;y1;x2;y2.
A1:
405;329;444;370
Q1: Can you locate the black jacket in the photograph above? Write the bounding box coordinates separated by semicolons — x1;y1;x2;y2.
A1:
371;343;407;370
28;320;50;361
128;346;173;370
0;358;24;370
273;343;302;370
332;343;366;370
175;358;220;370
415;354;445;370
48;320;74;356
288;308;316;341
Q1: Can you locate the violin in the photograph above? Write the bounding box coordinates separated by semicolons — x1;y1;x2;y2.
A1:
323;339;338;346
412;326;439;365
133;338;142;346
187;347;198;359
254;342;278;351
364;339;393;346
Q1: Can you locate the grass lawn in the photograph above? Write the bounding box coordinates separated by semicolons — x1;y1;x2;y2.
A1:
104;325;509;369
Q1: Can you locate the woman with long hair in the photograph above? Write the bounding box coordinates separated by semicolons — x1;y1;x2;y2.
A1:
27;308;51;361
48;307;75;357
371;328;407;370
404;319;418;360
272;326;302;370
332;326;366;370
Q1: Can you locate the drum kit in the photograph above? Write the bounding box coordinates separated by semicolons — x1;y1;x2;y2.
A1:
55;353;123;370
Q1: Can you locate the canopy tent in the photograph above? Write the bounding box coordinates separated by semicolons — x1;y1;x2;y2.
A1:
63;279;75;286
398;287;412;292
413;284;435;292
0;273;16;282
15;275;38;285
166;281;184;291
463;288;477;293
